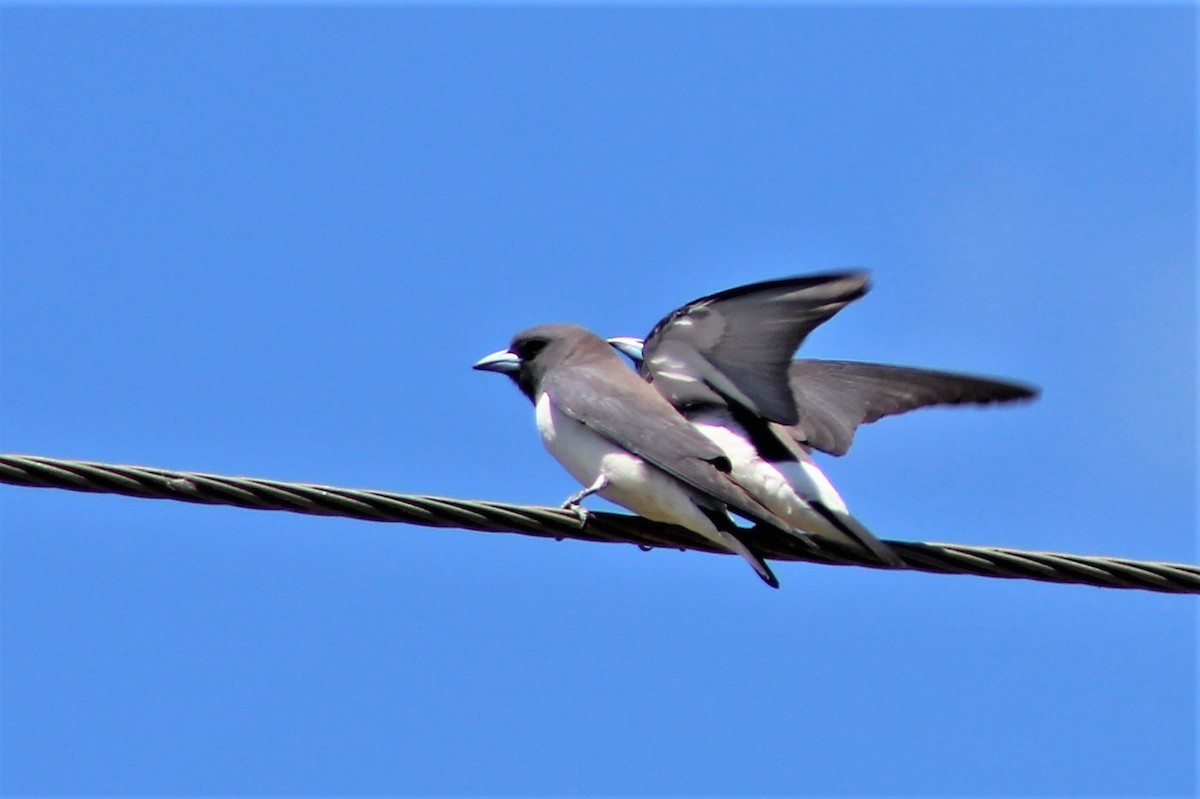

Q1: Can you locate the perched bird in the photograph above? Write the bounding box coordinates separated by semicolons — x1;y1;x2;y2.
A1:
474;324;797;587
603;273;901;565
607;273;1038;566
476;274;1037;586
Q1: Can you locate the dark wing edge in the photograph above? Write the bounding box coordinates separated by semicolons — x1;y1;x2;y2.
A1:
783;359;1040;456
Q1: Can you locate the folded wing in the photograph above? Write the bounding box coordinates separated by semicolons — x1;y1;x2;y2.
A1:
541;360;795;532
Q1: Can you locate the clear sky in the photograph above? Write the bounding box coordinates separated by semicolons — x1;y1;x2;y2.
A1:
1;5;1195;796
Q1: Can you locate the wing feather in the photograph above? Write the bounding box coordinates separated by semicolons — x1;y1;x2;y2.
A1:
640;273;870;424
784;359;1039;456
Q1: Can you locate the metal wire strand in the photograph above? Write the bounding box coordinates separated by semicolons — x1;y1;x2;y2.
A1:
2;453;1196;594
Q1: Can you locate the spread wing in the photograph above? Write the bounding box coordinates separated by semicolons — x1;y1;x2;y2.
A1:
782;359;1040;456
639;273;870;425
541;359;793;531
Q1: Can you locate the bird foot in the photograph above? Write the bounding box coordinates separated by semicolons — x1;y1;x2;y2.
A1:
560;499;590;527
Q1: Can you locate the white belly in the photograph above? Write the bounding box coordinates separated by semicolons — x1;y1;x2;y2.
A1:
690;412;849;539
534;392;721;539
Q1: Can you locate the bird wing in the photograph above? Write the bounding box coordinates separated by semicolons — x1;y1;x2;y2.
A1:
782;359;1040;456
541;360;794;532
639;272;870;425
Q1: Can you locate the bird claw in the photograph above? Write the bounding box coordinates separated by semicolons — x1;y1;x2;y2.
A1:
560;500;590;527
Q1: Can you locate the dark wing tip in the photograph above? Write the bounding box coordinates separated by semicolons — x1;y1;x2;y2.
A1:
1007;382;1041;401
926;377;1041;409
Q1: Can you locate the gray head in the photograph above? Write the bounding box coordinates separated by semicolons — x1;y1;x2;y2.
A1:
474;323;612;400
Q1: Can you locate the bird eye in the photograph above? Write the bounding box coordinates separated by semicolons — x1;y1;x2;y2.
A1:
517;338;548;359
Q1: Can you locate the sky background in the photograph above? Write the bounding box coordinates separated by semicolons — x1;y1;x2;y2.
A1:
1;5;1195;796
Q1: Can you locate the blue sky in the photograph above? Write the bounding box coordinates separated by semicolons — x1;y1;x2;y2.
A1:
1;5;1195;796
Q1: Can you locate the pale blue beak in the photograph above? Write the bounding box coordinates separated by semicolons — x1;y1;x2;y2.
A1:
606;336;646;364
473;348;521;373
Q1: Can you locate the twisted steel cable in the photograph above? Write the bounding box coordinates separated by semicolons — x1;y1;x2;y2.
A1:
2;453;1197;594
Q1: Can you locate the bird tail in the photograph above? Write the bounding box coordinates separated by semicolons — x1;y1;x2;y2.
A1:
809;502;904;568
785;451;903;567
702;508;780;588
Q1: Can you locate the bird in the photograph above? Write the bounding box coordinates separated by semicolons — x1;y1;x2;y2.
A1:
474;323;800;587
606;272;1038;567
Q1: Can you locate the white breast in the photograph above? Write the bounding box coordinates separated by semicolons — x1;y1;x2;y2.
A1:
534;391;720;539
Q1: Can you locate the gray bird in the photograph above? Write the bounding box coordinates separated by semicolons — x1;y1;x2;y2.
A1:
474;324;800;587
607;272;1038;566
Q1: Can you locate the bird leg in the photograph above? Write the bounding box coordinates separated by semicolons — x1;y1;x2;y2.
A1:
561;474;609;525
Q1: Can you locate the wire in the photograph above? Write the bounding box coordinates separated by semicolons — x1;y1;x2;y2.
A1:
1;453;1196;594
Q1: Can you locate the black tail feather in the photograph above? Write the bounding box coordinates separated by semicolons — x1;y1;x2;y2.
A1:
703;508;780;588
810;501;904;568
